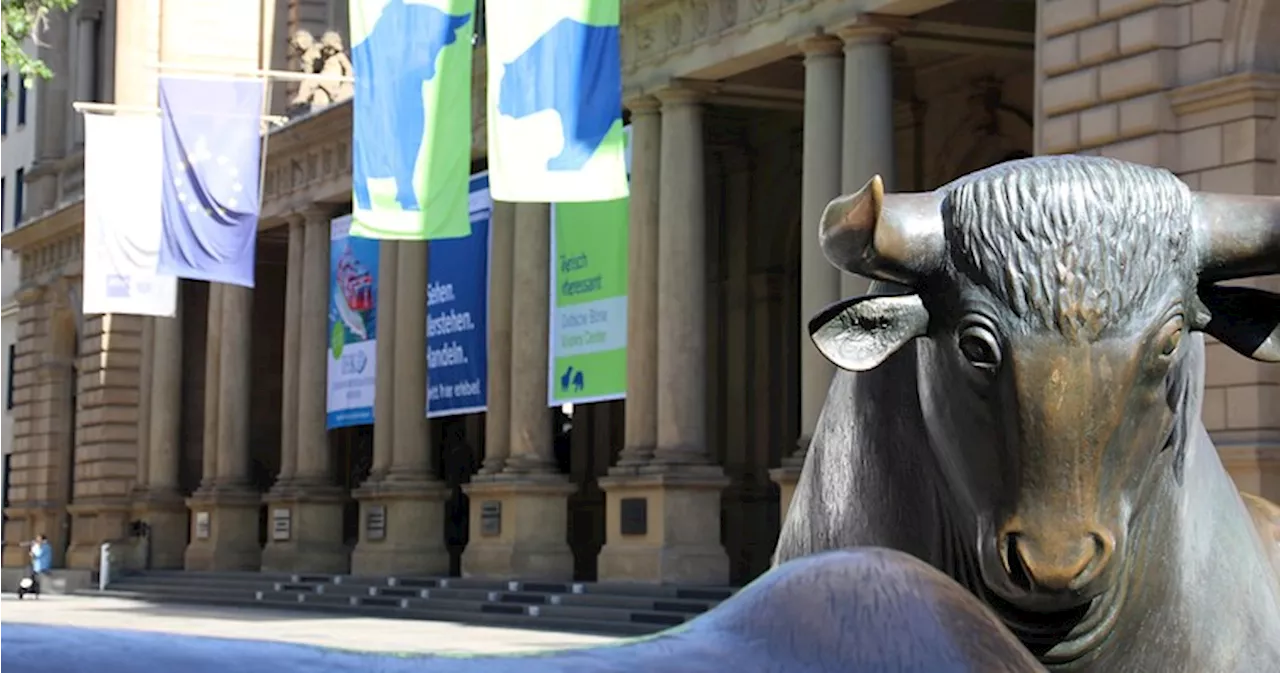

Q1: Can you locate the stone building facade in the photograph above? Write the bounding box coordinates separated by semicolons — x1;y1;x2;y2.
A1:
1;0;1276;587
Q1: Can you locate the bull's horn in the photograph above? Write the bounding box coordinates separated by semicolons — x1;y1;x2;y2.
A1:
819;175;946;286
1194;192;1280;282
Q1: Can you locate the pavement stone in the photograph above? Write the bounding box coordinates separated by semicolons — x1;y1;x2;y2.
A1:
0;594;620;656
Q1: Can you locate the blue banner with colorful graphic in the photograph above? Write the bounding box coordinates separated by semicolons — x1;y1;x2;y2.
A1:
426;171;491;417
327;214;380;428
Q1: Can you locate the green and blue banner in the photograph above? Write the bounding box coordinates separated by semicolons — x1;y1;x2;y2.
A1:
327;215;380;429
426;171;492;417
485;0;629;203
349;0;474;240
547;125;631;406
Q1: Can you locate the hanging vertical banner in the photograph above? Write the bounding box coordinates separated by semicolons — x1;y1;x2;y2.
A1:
547;125;631;406
349;0;475;240
426;171;491;418
158;76;264;288
485;0;628;203
327;214;380;429
83;113;179;317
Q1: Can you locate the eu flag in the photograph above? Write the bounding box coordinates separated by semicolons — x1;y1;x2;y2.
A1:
158;76;264;288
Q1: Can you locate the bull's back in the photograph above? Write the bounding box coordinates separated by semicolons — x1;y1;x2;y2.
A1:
2;549;1044;673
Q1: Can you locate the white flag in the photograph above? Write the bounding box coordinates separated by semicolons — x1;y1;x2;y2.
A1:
83;113;178;317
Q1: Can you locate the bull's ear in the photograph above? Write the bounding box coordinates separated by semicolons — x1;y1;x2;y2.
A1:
808;294;929;372
1193;285;1280;362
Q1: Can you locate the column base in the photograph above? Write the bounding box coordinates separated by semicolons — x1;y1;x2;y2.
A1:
65;499;133;570
261;483;350;574
349;478;450;576
596;469;730;585
461;475;576;581
184;486;263;571
2;506;66;567
132;489;190;570
769;462;805;525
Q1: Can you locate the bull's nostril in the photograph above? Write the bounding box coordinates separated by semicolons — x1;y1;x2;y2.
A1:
1002;533;1034;592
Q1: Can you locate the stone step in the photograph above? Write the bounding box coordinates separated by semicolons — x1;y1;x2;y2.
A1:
80;588;660;637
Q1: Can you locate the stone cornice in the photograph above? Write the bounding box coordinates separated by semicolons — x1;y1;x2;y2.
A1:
0;200;84;253
1168;72;1280;117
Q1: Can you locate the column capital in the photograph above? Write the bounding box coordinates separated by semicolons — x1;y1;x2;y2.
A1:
624;94;662;116
298;204;338;226
791;33;844;59
833;20;898;47
654;84;705;109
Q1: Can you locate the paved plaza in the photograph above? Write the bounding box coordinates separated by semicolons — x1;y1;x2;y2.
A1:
0;594;620;656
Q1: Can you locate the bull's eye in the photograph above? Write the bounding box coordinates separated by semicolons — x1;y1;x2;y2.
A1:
1157;315;1185;359
958;325;1001;371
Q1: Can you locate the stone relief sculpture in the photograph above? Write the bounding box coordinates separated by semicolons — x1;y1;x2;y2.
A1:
287;29;355;118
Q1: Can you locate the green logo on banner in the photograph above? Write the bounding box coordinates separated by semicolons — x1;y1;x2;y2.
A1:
331;321;345;360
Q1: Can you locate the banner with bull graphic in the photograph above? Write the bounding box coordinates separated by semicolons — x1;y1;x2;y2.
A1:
327;214;380;428
484;0;628;203
547;125;631;406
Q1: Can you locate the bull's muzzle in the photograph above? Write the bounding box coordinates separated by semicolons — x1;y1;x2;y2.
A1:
998;528;1117;596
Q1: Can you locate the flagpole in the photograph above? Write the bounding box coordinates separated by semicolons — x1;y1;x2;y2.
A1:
147;61;355;84
71;101;289;126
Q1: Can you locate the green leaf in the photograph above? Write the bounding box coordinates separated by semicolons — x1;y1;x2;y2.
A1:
2;0;81;92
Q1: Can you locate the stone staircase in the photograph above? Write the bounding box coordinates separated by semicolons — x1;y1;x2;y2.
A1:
88;570;736;637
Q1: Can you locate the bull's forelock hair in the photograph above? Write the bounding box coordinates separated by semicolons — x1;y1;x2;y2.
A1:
938;155;1195;340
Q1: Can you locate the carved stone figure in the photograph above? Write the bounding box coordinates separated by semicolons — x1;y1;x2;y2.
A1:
287;29;353;117
318;31;354;104
2;548;1044;672
777;155;1280;671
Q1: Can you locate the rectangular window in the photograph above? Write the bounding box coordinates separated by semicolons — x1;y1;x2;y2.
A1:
17;75;27;125
5;344;14;410
0;452;9;511
13;167;23;227
2;176;6;231
1;73;8;135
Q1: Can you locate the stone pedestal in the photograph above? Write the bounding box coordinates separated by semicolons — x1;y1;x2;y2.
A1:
65;501;132;570
183;488;262;571
350;479;450;576
461;478;576;581
769;464;804;525
131;490;189;570
595;471;730;585
260;486;349;574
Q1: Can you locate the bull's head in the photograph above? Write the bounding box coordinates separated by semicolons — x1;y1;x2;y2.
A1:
810;156;1279;610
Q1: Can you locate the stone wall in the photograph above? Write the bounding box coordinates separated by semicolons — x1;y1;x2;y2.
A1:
1037;0;1280;498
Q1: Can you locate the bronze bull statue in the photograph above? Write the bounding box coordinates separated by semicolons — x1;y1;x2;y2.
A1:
2;548;1044;673
777;155;1280;671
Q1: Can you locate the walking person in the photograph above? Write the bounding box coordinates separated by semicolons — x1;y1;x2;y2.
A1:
17;534;51;599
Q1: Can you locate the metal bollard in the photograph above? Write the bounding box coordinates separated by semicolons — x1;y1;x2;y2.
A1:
99;542;111;591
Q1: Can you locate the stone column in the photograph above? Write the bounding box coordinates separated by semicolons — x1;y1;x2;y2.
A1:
184;283;261;571
351;241;449;576
135;300;187;569
263;209;347;573
477;201;516;475
838;23;897;298
372;240;398;478
615;96;661;469
597;85;728;585
771;35;846;522
463;202;575;581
